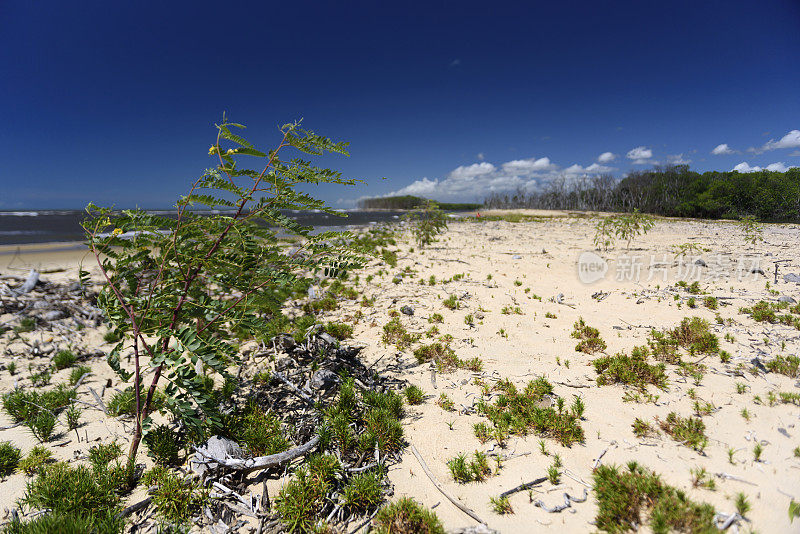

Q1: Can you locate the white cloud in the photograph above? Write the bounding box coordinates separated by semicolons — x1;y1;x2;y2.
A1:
597;152;616;163
732;161;797;173
626;146;653;164
501;157;556;175
752;129;800;153
711;143;734;155
476;152;485;161
765;162;798;172
666;153;691;165
732;162;762;173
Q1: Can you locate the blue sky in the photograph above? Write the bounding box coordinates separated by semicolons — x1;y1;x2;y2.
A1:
1;0;799;209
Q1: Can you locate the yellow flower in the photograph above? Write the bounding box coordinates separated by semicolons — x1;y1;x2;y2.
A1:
112;228;123;236
208;146;218;155
226;148;236;155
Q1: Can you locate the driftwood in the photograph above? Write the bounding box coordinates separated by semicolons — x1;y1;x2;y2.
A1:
409;444;486;525
88;387;107;414
194;435;320;474
272;372;316;407
14;269;39;295
533;489;588;513
117;496;152;518
500;476;547;498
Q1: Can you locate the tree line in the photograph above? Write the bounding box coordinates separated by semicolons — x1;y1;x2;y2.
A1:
483;165;800;222
357;195;481;211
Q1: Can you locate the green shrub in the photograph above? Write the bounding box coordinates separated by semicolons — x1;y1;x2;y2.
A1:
228;403;290;457
447;451;492;483
572;318;607;354
142;466;208;527
658;413;708;452
593;462;716;533
18;446;53;476
0;441;22;475
766;354;799;377
340;470;384;513
324;321;353;340
403;385;425;405
53;350;77;370
442;295;459;310
372;497;445;534
5;512;118;534
21;463;124;532
593;347;667;390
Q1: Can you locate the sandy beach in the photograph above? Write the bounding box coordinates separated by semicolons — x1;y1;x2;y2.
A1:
1;211;799;533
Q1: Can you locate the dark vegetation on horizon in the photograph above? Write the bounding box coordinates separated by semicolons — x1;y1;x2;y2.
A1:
357;195;482;211
484;165;800;222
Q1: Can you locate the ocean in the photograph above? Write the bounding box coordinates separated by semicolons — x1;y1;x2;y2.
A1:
0;209;407;246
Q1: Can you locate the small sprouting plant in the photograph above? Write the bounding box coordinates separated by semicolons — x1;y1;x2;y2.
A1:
65;405;82;430
547;463;560;484
69;365;92;385
690;467;716;490
632;418;657;438
738;215;763;248
735;492;751;516
428;312;444;324
753;442;763;462
658;412;708;452
594;210;655;251
437;393;455;412
538;439;548;455
27;411;57;443
490;495;514;515
447;451;492;483
740;408;751;421
727;448;736;464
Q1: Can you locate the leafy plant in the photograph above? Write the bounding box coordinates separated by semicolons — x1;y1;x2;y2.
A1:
81;118;363;467
738;215;763;247
53;350;77;370
594;210;655;251
403;200;448;247
403;385;425;405
18;446;53;476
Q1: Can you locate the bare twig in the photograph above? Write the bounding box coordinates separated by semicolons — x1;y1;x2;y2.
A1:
194;435;320;474
409;444;486;525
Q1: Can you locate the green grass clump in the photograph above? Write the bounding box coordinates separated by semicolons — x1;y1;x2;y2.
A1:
21;462;125;533
476;377;584;446
658;413;708;452
106;387;165;417
142;466;208;527
18;446;53;476
447;451;492;483
144;424;185;466
490;495;514;514
670;317;719;354
68;365;91;386
227;402;291;457
572;318;607;354
340;470;384;513
323;378;405;457
372;497;445;534
53;350;77;370
403;384;425;405
593;462;717;533
703;296;718;310
302;294;339;315
412;342;478;372
274;454;341;532
442;295;460;310
593;346;668;390
632;418;658;438
15;317;37;333
103;330;122;344
381;249;398;267
0;441;22;476
3;386;75;423
428;313;444;323
765;354;799;378
382;318;420;350
324;321;354;340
